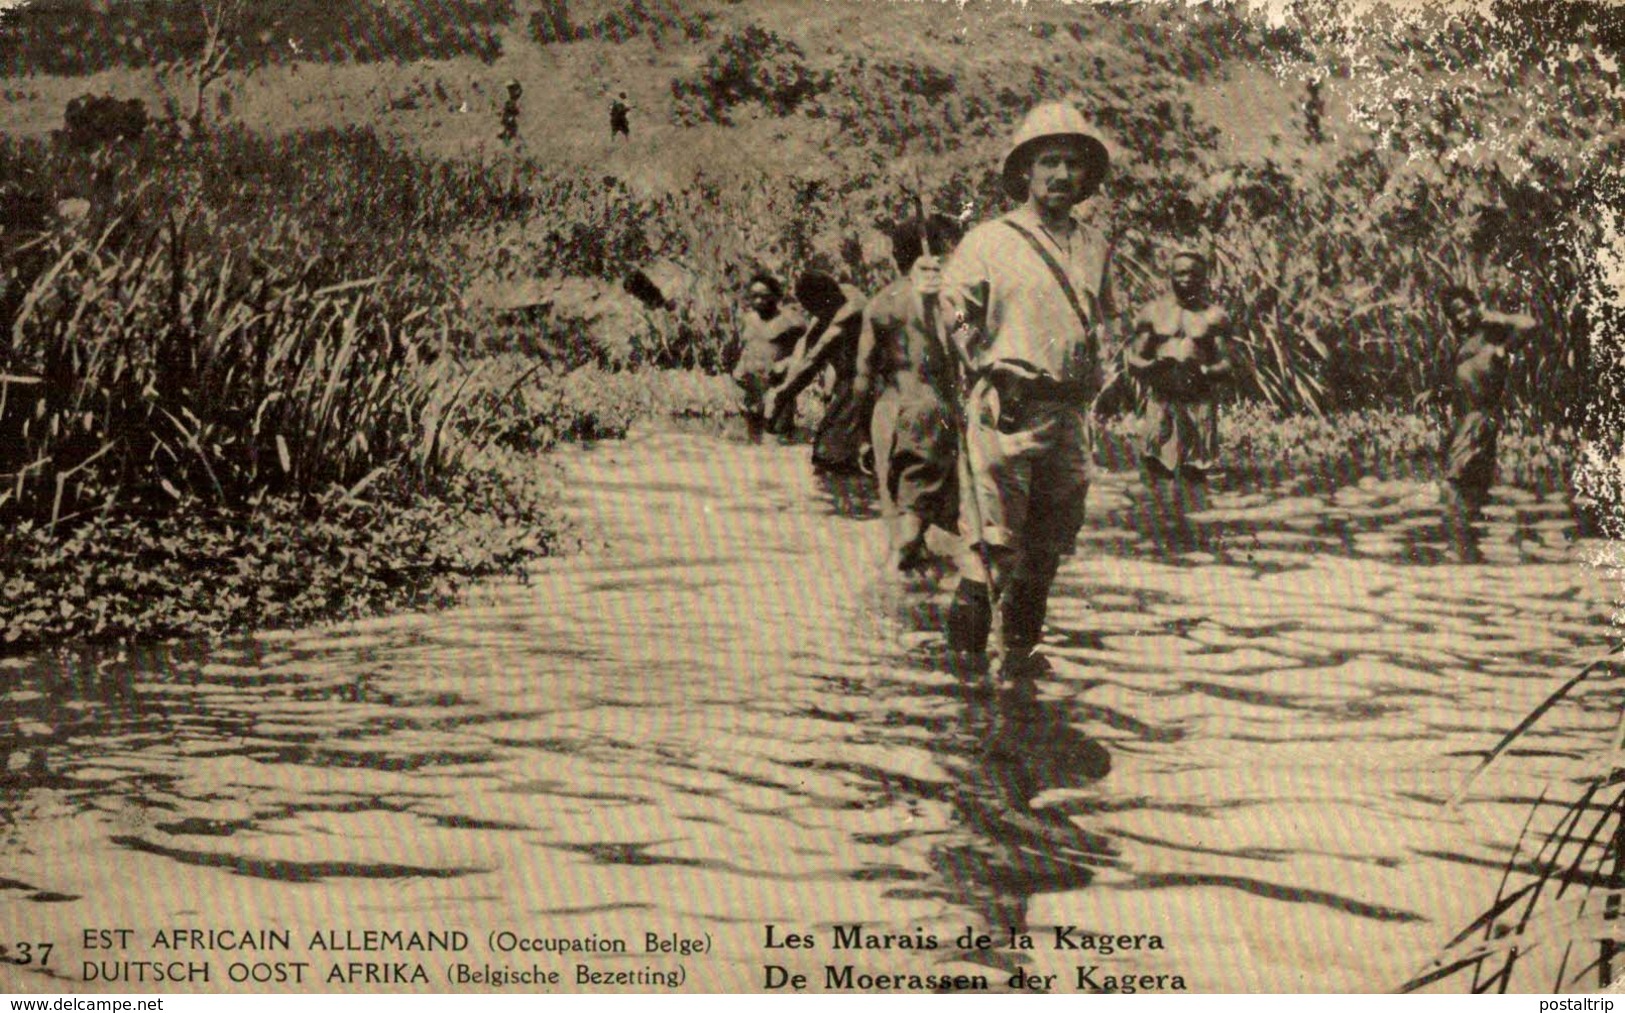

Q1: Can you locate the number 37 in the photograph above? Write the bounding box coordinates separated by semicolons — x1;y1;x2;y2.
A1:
5;942;54;966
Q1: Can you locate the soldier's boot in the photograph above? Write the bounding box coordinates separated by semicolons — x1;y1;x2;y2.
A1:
997;579;1052;683
947;580;992;653
947;579;994;686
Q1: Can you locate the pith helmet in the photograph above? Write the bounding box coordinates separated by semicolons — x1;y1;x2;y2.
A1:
1002;101;1110;202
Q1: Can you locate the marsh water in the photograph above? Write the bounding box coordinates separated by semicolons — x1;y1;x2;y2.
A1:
2;423;1617;992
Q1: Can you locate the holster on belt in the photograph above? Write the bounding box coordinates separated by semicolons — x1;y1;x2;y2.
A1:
981;362;1092;432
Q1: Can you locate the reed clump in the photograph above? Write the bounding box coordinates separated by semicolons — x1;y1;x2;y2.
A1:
0;136;558;650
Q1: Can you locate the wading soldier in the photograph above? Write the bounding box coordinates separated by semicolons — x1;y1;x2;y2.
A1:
856;213;966;571
769;274;869;474
933;102;1114;683
1127;250;1232;517
732;272;809;442
1439;284;1536;531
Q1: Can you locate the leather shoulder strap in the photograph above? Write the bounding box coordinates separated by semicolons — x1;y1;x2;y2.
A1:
1002;219;1096;335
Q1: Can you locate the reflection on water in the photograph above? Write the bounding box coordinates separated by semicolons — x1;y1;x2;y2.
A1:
1;425;1616;992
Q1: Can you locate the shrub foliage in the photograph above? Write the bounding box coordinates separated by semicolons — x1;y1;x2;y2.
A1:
0;0;514;76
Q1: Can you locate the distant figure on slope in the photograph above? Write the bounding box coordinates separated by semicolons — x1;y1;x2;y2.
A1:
1439;285;1536;538
610;92;631;140
857;212;966;572
1303;78;1325;145
769;274;870;474
731;272;809;442
498;80;523;143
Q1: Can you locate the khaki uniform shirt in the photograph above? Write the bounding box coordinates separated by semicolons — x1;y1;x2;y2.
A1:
940;205;1113;392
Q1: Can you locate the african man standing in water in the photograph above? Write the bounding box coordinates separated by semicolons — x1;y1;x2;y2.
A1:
1439;285;1536;546
768;274;870;474
857;213;966;571
732;273;809;442
1127;250;1232;533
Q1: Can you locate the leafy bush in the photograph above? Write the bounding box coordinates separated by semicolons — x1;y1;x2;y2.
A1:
670;24;830;125
0;112;741;648
58;94;149;149
0;452;560;649
533;363;736;437
531;0;710;46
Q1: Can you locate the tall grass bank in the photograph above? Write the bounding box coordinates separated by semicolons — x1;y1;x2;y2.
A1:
0;130;695;651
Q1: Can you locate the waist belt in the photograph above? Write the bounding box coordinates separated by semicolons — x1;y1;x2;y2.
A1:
986;363;1092;402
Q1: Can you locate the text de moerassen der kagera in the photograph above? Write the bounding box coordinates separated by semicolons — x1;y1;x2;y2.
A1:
761;923;1187;992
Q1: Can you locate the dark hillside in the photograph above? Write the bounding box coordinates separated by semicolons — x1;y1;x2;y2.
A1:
0;0;513;76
